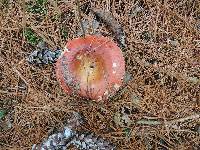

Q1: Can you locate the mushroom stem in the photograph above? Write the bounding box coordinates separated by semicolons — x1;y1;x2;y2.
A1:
76;0;86;38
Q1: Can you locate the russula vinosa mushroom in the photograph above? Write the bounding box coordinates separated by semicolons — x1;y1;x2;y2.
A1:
56;35;125;101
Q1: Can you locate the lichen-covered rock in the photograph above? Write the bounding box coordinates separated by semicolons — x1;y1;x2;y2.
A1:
27;49;62;65
27;41;62;65
32;112;115;150
71;132;115;150
32;127;115;150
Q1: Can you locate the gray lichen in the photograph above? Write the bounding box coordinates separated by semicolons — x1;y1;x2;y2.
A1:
32;112;116;150
27;41;62;65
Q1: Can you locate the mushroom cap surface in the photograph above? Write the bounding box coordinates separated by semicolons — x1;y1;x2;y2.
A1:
56;35;125;101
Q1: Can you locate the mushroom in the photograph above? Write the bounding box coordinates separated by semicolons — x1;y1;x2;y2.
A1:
55;35;125;101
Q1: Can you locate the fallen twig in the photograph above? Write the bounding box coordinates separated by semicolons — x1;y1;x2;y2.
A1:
91;8;126;49
136;113;200;127
165;113;200;127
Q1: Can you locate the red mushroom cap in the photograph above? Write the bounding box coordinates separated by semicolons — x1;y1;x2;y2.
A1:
55;35;125;101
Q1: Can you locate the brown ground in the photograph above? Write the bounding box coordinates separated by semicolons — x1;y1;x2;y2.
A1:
0;0;200;149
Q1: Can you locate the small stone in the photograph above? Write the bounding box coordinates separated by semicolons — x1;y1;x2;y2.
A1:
79;134;85;140
64;127;73;138
27;48;62;65
82;142;87;149
49;52;56;58
84;137;93;143
38;52;43;59
74;140;82;147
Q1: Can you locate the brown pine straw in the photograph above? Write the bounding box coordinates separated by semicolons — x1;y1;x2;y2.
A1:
0;0;199;149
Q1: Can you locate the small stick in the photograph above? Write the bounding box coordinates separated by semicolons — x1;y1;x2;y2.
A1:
165;113;200;126
136;113;200;127
136;119;162;125
76;0;86;38
90;8;126;49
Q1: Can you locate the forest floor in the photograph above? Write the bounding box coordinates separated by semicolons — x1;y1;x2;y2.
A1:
0;0;200;149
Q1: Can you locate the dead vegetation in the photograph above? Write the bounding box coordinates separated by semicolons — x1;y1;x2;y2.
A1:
0;0;199;149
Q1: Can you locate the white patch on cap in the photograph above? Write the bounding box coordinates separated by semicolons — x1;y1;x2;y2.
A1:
112;62;117;68
97;96;102;101
114;84;120;90
113;70;116;74
58;46;70;60
104;90;108;95
59;50;66;59
76;55;82;60
64;46;70;52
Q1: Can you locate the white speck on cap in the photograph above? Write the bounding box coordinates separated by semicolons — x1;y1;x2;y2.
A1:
97;96;102;101
114;84;120;90
64;46;70;52
76;54;82;60
104;90;108;95
113;70;116;74
59;47;68;59
112;62;117;67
